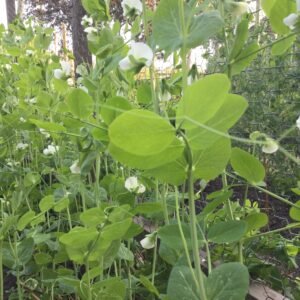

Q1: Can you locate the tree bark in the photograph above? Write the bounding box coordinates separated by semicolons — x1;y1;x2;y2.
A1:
6;0;16;24
71;0;92;71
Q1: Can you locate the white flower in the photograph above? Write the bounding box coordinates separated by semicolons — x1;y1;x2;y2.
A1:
26;50;34;56
4;64;11;70
140;233;156;249
84;27;97;34
15;36;21;42
19;117;26;123
70;160;81;174
262;138;279;154
81;15;93;27
160;91;171;102
16;142;28;150
296;116;300;130
43;144;59;156
60;61;72;77
122;0;143;16
231;2;248;17
53;69;64;79
40;128;50;139
79;85;88;93
24;97;36;104
283;13;298;29
125;176;146;193
67;78;74;86
119;42;153;71
53;61;72;79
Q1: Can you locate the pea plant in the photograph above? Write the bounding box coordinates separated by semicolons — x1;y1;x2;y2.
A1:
0;0;300;299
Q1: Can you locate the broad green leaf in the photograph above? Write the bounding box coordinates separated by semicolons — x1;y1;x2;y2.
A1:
101;218;132;241
158;223;202;251
133;202;163;215
0;216;18;239
193;137;231;180
117;243;134;261
206;263;249;300
30;119;66;134
17;238;35;265
53;198;69;212
24;173;41;187
231;147;265;184
188;94;248;149
207;220;247;244
177;74;231;129
167;265;201;300
17;210;36;231
66;88;94;119
245;213;269;232
34;253;52;265
108;137;184;170
153;0;223;52
80;207;106;227
230;42;260;76
267;0;296;35
91;278;126;300
289;200;300;221
101;96;132;125
109;109;175;156
145;156;187;185
271;35;296;56
39;195;55;212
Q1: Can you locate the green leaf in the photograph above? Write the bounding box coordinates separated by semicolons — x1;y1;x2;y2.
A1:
153;0;223;52
167;265;201;300
158;223;201;251
101;218;132;241
101;96;132;125
80;207;106;227
207;220;247;244
289;200;300;221
177;74;231;129
66;88;94;119
91;278;126;300
133;202;163;215
17;210;36;231
53;198;69;212
187;92;248;150
140;276;160;297
109;109;175;156
17;238;35;265
30;119;66;134
108;137;184;170
231;147;265;184
34;253;52;265
117;243;134;261
245;213;269;232
24;173;41;187
230;42;260;76
229;17;249;60
39;195;55;212
137;83;152;105
271;35;296;56
206;263;249;300
193;137;231;180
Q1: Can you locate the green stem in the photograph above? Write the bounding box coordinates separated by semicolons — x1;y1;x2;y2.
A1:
151;235;158;285
0;240;3;300
243;223;300;241
95;153;101;206
175;187;199;288
222;173;234;220
161;184;170;225
180;133;207;300
85;260;92;300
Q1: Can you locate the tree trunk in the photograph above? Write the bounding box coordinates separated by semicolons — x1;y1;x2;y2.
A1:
6;0;16;24
71;0;92;71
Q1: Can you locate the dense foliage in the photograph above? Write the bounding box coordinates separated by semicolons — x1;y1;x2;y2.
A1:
0;0;299;299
